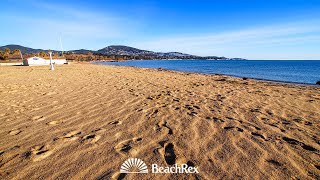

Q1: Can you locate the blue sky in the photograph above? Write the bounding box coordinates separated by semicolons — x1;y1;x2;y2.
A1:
1;0;320;59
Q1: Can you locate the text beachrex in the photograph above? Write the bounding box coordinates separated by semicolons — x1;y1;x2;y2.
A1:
120;158;199;174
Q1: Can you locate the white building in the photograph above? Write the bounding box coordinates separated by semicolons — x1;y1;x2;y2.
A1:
23;57;67;66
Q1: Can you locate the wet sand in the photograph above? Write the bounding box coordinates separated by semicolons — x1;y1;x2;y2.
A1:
0;63;319;179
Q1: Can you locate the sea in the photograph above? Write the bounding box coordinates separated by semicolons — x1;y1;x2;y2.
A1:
95;60;320;85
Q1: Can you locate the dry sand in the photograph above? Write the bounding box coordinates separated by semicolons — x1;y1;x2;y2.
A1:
0;63;319;179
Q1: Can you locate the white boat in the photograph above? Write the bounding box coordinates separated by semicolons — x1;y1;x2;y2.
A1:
23;56;67;66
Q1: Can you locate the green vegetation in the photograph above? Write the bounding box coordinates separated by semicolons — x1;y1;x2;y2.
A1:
39;51;47;57
12;49;20;55
0;48;10;60
0;48;21;60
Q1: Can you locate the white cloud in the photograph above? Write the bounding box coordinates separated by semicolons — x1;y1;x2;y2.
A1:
2;0;319;59
1;0;136;50
132;20;320;59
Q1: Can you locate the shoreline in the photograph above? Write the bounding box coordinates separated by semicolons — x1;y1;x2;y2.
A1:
93;62;320;87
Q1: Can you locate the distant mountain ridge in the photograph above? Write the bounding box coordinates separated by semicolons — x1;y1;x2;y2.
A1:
95;45;197;57
0;44;244;60
0;44;44;54
97;45;151;55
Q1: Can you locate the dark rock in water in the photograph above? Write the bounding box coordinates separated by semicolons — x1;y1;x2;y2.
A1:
316;81;320;85
242;77;248;80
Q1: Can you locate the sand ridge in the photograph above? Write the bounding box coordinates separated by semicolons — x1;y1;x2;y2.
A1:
0;64;319;179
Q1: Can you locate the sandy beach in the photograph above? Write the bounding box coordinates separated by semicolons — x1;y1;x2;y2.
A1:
0;63;319;179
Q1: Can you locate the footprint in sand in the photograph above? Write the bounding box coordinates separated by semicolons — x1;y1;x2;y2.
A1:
108;120;122;125
28;145;53;162
33;150;53;162
115;140;132;153
155;120;173;135
282;137;318;152
185;104;200;116
251;132;266;140
31;116;46;121
47;120;62;125
250;108;261;113
114;137;143;155
111;172;126;180
157;141;177;165
9;129;21;135
81;134;101;144
132;137;142;142
223;126;244;132
63;131;81;141
266;159;281;167
187;111;198;116
91;128;107;133
206;117;225;123
163;143;176;165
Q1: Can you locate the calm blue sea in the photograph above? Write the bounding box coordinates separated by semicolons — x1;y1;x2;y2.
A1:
95;60;320;85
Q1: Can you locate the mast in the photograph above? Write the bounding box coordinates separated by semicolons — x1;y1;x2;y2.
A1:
59;34;64;56
48;50;54;70
19;49;23;61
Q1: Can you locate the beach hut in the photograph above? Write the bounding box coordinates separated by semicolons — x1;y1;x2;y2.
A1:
23;56;67;66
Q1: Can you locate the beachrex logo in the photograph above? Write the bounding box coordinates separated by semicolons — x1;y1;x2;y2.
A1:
120;158;199;174
120;158;148;173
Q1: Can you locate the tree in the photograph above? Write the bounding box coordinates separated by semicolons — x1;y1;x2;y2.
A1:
39;51;47;57
3;48;10;55
0;51;4;60
0;50;9;60
12;49;20;55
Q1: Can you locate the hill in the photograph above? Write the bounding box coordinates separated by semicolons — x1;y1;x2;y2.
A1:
0;44;242;60
0;44;44;54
